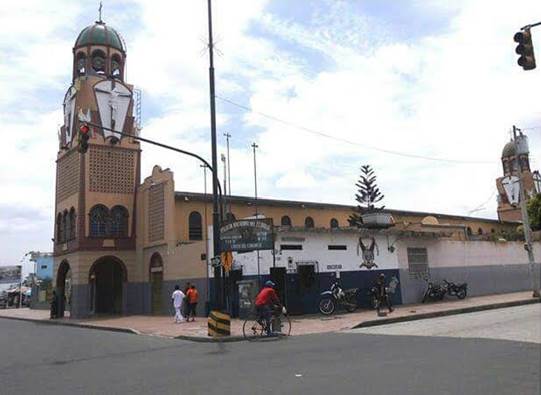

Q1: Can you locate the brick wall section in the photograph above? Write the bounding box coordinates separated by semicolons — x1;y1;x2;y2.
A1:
56;150;80;201
89;145;135;194
148;183;164;242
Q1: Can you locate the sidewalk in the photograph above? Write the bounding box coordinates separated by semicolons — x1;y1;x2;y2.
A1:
0;291;538;341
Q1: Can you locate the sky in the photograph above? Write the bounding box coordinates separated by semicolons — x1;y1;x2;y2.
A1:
1;0;541;266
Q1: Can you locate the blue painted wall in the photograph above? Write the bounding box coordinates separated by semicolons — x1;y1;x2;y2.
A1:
35;255;53;280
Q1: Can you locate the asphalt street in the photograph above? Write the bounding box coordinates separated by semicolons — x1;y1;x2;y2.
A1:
0;305;539;395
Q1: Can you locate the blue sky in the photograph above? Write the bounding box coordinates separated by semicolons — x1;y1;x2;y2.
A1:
1;0;541;266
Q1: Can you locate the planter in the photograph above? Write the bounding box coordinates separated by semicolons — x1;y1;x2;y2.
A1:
361;212;395;228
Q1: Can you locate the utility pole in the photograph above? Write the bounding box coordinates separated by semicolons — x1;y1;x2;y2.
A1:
221;153;227;214
224;132;232;213
206;0;224;309
512;125;540;297
200;164;210;306
252;142;261;286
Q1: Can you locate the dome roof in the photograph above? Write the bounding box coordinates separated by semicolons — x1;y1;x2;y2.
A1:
74;21;125;52
502;141;516;158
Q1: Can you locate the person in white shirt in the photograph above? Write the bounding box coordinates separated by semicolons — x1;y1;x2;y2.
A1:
171;285;185;323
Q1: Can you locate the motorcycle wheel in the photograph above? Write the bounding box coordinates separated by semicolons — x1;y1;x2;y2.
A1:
344;298;357;313
438;292;445;300
319;297;335;315
457;289;467;299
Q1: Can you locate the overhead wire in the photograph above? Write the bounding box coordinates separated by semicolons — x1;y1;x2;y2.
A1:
215;95;494;165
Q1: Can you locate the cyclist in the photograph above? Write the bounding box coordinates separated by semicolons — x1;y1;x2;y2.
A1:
255;280;281;335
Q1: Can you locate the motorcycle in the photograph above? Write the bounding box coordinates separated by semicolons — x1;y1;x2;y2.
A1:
422;281;447;303
443;279;467;299
319;282;359;315
368;286;379;309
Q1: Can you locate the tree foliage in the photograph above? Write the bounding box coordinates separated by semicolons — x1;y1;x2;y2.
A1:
349;165;385;227
527;193;541;231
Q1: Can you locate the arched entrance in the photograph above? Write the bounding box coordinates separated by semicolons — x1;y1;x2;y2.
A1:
149;253;164;315
56;260;71;318
89;256;126;315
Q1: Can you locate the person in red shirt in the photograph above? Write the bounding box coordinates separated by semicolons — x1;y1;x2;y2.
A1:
255;281;281;335
185;285;199;322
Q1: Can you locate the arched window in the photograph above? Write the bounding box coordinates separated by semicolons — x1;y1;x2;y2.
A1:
89;205;109;237
56;213;63;243
281;215;292;226
466;227;473;236
189;211;203;240
91;50;106;74
111;54;122;78
305;216;315;228
477;228;483;235
491;228;496;234
63;210;69;243
110;206;129;238
330;218;339;229
68;208;76;240
76;52;86;75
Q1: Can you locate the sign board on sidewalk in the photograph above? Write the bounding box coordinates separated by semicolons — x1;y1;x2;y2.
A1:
0;265;22;284
220;218;274;252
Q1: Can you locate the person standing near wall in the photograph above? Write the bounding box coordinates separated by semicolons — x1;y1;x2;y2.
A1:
376;274;394;314
183;282;191;318
171;285;185;323
186;285;199;322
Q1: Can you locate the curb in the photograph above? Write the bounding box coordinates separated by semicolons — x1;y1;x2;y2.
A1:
0;315;140;335
353;297;541;329
174;334;246;343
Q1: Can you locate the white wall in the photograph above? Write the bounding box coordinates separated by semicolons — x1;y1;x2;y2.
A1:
397;239;541;269
229;231;399;276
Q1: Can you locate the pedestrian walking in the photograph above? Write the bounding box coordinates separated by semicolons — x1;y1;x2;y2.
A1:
375;273;393;314
183;282;191;318
185;285;199;322
171;285;185;323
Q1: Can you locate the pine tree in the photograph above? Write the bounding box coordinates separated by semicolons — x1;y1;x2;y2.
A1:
349;165;385;227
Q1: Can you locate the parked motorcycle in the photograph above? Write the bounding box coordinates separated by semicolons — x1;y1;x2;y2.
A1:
443;279;468;299
319;282;359;315
368;286;379;309
422;281;447;303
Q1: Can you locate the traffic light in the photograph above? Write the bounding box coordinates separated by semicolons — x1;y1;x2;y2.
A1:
79;122;90;154
514;28;536;70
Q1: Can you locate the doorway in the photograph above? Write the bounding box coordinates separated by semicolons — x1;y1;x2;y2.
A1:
56;260;71;318
149;253;164;315
89;256;126;315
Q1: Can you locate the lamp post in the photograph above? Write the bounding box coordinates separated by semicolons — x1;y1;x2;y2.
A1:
224;132;232;212
207;0;225;309
200;164;210;307
252;142;261;286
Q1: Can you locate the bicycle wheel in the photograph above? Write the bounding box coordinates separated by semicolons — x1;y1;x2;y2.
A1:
273;313;291;336
243;316;265;340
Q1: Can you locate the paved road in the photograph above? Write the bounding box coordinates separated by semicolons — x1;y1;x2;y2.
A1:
348;304;541;343
0;306;539;395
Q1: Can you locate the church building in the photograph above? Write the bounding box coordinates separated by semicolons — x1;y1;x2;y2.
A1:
53;19;528;319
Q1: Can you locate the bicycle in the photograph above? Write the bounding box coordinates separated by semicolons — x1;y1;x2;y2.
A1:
242;306;291;340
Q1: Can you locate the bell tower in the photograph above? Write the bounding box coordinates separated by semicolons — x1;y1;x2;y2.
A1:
53;16;141;318
496;132;540;222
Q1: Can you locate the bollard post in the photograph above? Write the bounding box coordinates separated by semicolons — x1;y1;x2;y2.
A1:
208;310;231;337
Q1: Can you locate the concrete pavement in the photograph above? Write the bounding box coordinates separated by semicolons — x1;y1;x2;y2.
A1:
347;303;541;344
0;291;538;340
